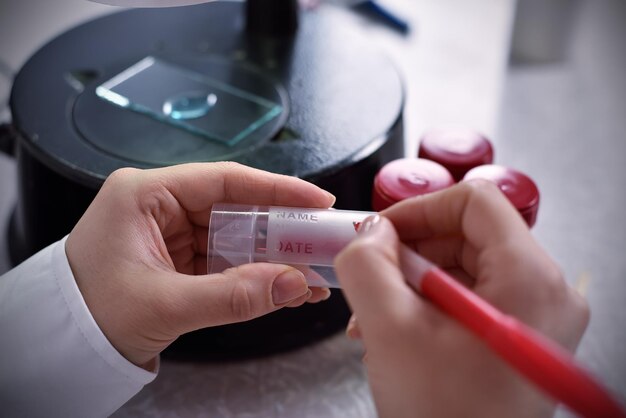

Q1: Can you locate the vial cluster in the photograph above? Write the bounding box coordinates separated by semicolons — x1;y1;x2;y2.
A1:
372;129;539;227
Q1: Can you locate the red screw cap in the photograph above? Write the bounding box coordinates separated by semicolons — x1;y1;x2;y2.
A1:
418;129;494;181
463;164;540;227
372;158;455;211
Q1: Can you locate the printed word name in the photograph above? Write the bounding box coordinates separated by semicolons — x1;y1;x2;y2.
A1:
274;211;319;223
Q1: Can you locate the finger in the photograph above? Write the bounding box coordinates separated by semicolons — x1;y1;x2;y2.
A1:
335;216;427;342
285;289;313;307
262;287;330;306
145;162;335;226
346;314;362;339
442;266;476;288
164;263;310;334
406;236;478;287
382;180;532;250
411;236;479;280
306;287;332;303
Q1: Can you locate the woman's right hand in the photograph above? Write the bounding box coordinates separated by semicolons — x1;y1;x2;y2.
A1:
335;180;589;418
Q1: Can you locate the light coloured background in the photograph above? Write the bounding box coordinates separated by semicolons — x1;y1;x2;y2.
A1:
0;0;624;416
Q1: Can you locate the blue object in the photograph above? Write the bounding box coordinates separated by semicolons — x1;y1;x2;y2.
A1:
356;0;410;33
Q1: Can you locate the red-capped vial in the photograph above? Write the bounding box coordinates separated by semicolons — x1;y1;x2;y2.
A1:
372;158;455;211
418;129;494;181
463;165;540;227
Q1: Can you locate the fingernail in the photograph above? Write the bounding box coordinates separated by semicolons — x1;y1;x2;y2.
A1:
272;269;308;305
320;288;332;301
358;215;382;235
326;191;337;206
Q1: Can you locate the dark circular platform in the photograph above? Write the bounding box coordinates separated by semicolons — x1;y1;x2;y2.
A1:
9;1;405;359
11;1;404;187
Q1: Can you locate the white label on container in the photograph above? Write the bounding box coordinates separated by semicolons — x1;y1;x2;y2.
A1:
266;208;373;266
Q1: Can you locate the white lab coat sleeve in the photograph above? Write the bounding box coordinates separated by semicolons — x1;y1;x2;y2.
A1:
0;236;157;417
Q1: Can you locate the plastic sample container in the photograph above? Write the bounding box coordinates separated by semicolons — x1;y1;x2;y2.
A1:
208;203;375;288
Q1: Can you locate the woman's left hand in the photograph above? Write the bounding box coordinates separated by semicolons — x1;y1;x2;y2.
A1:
66;162;335;368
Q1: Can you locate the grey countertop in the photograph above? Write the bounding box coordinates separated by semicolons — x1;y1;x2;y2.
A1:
496;2;626;415
1;0;625;417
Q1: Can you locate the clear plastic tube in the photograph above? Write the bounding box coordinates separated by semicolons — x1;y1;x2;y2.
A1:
208;203;375;288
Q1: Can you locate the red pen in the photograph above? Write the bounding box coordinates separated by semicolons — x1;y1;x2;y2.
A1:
400;245;626;418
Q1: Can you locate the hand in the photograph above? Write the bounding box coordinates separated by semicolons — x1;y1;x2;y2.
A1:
335;180;589;418
66;162;335;368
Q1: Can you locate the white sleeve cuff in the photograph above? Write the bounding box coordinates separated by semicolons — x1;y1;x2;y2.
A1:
0;236;157;417
55;235;159;381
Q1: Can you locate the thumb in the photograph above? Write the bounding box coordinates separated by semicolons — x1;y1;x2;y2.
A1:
166;263;310;335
